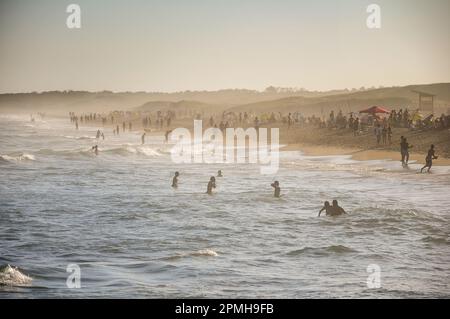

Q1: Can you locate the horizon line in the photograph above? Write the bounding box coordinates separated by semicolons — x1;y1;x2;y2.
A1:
0;82;449;95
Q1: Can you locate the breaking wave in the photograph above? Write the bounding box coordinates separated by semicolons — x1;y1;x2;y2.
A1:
161;249;219;261
102;145;162;157
287;245;357;256
0;153;36;163
0;265;33;287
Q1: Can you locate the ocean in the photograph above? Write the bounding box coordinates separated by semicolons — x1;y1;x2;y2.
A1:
0;114;449;298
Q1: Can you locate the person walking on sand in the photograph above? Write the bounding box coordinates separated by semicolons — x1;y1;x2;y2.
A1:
375;124;382;145
207;176;216;195
271;181;281;198
421;144;438;173
387;125;392;145
353;118;359;136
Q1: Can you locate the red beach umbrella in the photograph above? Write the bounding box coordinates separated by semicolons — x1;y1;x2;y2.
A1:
359;106;390;114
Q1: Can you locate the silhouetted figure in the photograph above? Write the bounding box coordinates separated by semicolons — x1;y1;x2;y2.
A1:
172;171;179;188
271;181;280;198
421;144;438;173
207;176;216;195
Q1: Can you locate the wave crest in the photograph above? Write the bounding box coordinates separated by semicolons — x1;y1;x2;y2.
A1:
287;245;356;256
0;265;33;286
0;153;36;163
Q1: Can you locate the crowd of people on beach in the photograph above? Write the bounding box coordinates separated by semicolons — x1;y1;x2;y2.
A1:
68;105;443;184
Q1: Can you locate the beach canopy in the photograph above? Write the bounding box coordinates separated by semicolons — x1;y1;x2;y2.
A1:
359;106;390;114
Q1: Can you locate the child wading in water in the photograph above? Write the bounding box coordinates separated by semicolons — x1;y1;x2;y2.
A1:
207;176;216;195
271;181;281;198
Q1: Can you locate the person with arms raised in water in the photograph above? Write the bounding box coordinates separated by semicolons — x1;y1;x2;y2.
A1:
172;171;179;188
271;181;281;198
421;144;438;173
207;176;216;195
318;201;333;217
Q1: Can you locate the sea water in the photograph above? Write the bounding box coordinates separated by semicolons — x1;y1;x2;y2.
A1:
0;114;449;298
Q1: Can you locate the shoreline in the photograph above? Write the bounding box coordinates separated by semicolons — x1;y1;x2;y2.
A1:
282;143;450;166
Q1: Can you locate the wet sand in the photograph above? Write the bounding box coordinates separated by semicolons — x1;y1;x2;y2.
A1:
283;143;450;166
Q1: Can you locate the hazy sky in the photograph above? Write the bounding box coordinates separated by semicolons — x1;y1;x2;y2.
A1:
0;0;449;93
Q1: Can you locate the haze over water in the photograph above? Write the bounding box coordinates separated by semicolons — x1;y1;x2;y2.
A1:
1;114;449;298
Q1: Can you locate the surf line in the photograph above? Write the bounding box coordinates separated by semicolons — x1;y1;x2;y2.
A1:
170;120;280;174
175;303;209;317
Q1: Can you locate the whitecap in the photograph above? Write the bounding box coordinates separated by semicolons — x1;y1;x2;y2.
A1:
0;153;36;162
0;265;33;286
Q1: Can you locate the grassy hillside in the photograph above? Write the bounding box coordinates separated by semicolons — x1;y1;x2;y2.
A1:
228;83;450;115
0;83;448;116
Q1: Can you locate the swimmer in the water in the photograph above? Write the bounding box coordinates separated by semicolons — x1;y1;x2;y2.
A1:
165;130;172;143
141;132;146;145
421;144;438;173
91;145;98;156
207;176;216;195
331;200;347;216
172;171;179;188
271;181;280;198
318;201;333;217
217;170;223;177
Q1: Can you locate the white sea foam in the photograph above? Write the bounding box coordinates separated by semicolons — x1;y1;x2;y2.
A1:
0;153;36;162
0;265;33;286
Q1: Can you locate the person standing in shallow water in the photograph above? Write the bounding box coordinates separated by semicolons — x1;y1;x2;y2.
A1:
400;136;413;166
421;144;438;173
172;171;179;188
141;132;146;145
207;176;216;195
271;181;280;198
